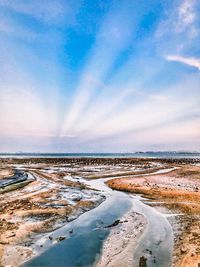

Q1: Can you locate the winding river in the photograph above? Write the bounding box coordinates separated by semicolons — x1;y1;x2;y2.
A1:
23;172;174;267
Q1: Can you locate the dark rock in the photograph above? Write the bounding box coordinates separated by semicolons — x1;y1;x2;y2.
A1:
7;233;15;238
139;256;147;267
0;241;9;245
181;246;187;253
57;236;66;242
105;219;120;228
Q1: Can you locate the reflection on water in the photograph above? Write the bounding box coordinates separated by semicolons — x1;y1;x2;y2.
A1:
132;198;173;267
23;176;174;267
23;190;132;267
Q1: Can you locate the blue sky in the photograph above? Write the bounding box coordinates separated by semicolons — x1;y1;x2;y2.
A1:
0;0;199;152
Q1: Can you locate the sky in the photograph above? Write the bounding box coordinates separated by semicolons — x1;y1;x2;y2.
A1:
0;0;200;153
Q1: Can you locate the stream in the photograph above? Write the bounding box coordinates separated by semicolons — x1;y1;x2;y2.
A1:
23;173;174;267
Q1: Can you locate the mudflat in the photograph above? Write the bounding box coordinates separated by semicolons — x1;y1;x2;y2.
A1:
0;157;199;267
106;162;200;267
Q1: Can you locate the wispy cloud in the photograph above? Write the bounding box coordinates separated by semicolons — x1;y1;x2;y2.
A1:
0;0;199;152
165;55;200;71
60;1;138;135
0;0;80;25
157;0;198;36
0;86;56;137
59;74;200;145
156;0;199;54
175;0;197;33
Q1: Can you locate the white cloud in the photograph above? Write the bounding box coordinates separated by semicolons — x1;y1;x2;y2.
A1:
175;0;197;32
0;87;53;136
165;55;200;70
156;0;199;55
0;1;199;152
0;0;80;25
60;2;138;135
59;73;200;146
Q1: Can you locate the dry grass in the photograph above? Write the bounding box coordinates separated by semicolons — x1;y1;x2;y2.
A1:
173;166;200;180
0;168;14;179
106;165;200;267
85;166;169;179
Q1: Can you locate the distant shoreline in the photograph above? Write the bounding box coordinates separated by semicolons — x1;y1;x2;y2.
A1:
0;151;200;159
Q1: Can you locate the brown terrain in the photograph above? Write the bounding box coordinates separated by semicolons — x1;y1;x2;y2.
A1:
0;159;106;266
0;157;199;267
106;164;200;267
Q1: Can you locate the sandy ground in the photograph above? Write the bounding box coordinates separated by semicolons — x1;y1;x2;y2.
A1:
97;211;147;267
0;168;14;179
0;157;199;267
0;161;105;266
106;164;200;267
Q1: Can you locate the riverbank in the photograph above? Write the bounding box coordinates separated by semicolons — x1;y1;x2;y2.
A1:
0;157;199;266
97;210;147;267
0;163;105;266
106;164;200;267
